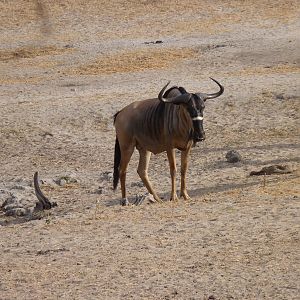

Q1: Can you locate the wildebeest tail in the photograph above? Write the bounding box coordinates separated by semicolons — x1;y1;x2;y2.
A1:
113;137;121;190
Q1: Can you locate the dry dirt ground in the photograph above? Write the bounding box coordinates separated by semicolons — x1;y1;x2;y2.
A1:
0;1;300;299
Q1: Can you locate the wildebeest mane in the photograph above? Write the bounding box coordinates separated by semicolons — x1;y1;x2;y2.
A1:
142;100;166;141
142;100;187;141
139;86;190;141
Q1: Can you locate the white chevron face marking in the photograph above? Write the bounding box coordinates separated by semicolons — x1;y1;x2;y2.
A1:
192;116;203;121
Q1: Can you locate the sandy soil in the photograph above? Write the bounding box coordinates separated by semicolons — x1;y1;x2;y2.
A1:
0;1;299;299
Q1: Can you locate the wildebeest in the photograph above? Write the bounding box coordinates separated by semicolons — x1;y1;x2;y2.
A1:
113;78;224;205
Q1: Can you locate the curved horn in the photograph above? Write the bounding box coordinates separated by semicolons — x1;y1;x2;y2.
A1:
34;172;52;210
200;77;224;100
158;81;191;104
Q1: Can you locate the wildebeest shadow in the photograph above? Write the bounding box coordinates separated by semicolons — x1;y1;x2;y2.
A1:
194;142;300;155
188;176;296;198
104;173;298;207
206;157;299;172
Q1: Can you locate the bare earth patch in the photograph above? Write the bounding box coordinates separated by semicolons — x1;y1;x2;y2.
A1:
0;0;299;299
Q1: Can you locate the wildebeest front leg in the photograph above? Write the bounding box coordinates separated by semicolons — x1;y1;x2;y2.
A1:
180;147;192;200
137;149;162;203
167;149;179;201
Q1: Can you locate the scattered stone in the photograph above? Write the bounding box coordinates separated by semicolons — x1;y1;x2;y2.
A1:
41;131;53;138
97;185;108;195
250;164;293;176
64;44;73;48
99;171;113;182
144;40;163;44
131;181;144;188
59;178;67;187
214;44;226;48
11;185;28;191
56;175;78;186
0;190;15;206
225;150;242;163
0;190;30;216
275;93;285;100
36;247;68;255
5;207;29;217
202;44;227;51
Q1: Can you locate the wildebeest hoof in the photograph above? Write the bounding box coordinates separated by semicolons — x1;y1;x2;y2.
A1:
170;195;179;202
181;193;192;201
120;198;130;206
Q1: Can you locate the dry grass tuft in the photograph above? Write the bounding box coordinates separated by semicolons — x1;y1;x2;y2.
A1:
257;177;300;197
0;76;42;85
70;47;197;75
0;46;71;62
227;64;300;77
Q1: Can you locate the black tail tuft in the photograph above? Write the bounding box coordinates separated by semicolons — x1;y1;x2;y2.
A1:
113;137;121;190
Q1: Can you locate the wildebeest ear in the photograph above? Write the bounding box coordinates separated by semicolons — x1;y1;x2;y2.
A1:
163;86;180;98
158;82;191;104
162;93;191;104
171;94;192;105
178;87;188;94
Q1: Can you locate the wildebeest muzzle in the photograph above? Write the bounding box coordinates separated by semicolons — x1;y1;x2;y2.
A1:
192;116;205;142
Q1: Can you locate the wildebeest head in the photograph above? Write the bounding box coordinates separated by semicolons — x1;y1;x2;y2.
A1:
158;77;224;142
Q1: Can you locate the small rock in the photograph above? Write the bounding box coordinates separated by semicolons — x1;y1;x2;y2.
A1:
99;171;113;182
144;40;163;44
97;185;108;195
225;150;242;163
56;175;78;186
131;181;144;188
2;202;22;211
59;178;67;186
41;131;53;138
275;93;285;100
5;207;29;217
1;191;19;209
11;185;27;191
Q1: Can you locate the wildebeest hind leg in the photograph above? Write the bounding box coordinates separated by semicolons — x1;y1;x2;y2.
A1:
119;145;134;206
137;149;162;203
167;149;179;201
